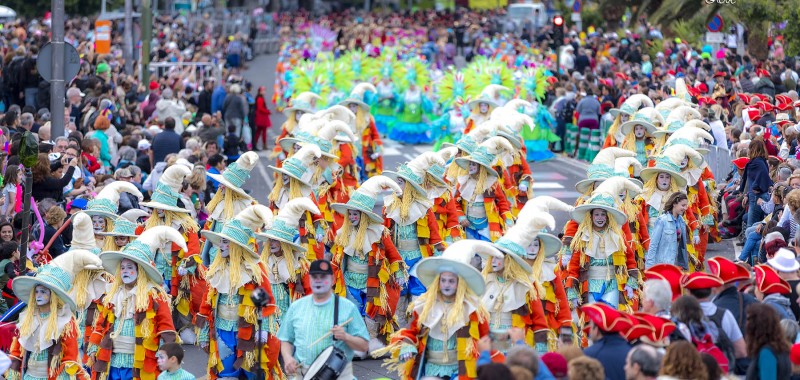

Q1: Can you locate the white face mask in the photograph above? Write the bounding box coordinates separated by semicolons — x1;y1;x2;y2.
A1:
156;209;165;219
526;238;541;260
219;238;231;258
269;239;281;254
348;210;361;227
294;111;304;122
348;103;359;115
282;174;291;186
35;285;51;306
439;272;459;297
92;216;106;233
396;177;406;188
310;274;333;295
657;172;672;191
479;103;489;113
468;162;479;175
634;124;646;138
592;209;608;229
491;256;504;272
680;156;689;169
120;259;138;285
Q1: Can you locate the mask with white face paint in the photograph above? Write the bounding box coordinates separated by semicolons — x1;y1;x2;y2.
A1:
634;124;646;139
310;274;333;295
34;285;51;306
491;256;505;272
679;156;689;169
592;209;608;229
657;172;672;191
269;239;282;255
219;238;231;258
348;210;361;227
468;162;479;175
439;271;459;297
525;238;541;260
120;259;138;285
479;103;489;114
348;103;359;114
92;216;106;233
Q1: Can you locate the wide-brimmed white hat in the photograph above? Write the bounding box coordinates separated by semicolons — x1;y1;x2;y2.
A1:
619;107;664;136
269;144;322;186
202;204;274;258
385;152;445;195
71;212;100;251
331;175;402;224
574;147;635;194
572;177;642;225
140;165;192;213
100;226;187;284
12;249;103;311
339;82;376;111
206;151;259;198
413;240;495;296
468;84;511;109
84;181;143;219
255;199;319;252
610;94;653;118
284;92;322;117
455;136;515;177
767;248;800;272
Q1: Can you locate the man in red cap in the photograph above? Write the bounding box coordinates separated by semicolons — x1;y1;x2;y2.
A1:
682;272;747;359
708;257;757;332
754;264;794;320
581;303;634;380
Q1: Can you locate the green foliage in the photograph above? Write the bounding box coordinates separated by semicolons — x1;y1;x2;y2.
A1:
783;3;800;57
645;37;663;59
669;19;703;48
581;3;604;31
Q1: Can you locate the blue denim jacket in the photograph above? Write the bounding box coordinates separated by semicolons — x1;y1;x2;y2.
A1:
645;212;689;270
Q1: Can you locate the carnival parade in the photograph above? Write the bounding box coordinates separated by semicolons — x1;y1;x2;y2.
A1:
5;3;800;380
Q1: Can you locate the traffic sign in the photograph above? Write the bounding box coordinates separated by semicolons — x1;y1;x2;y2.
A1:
572;0;581;13
705;32;724;44
37;42;81;83
707;14;724;33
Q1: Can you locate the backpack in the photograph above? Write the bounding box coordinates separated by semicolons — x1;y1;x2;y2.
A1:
557;99;576;122
707;308;738;369
691;331;729;373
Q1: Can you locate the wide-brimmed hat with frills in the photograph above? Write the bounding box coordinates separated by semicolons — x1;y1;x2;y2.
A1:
572;176;642;225
140;165;192;213
614;156;644;188
331;175;402;224
467;84;511;109
619;107;664;136
664;124;714;155
12;249;103;311
269;144;322;187
442;122;496;155
413;239;494;296
84;181;143;220
640;145;692;189
202;204;274;258
653;106;702;137
455;136;515;177
283;91;322;117
426;147;458;189
609;94;653;118
385;153;445;196
508;196;575;260
574;147;635;194
256;199;319;252
100;226;187;284
490;103;534;149
206;151;259;198
97;209;149;238
339;82;376;111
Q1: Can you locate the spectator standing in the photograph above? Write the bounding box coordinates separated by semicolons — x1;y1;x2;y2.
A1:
211;82;227;115
657;341;709;380
681;273;748;359
151;117;185;165
30;153;77;203
739;138;773;229
136;139;153;174
573;88;601;157
645;192;691;270
156;88;187;134
254;86;271;151
745;303;792;379
708;257;758;333
2;165;20;221
768;248;800;320
223;84;249;144
41;205;67;259
197;79;214;117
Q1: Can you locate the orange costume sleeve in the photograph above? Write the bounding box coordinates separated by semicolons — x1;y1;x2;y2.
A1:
444;196;462;238
493;184;512;219
564;248;582;290
552;275;573;327
426;209;444;247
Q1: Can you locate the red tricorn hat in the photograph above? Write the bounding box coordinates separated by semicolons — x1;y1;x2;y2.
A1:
757;101;776;113
775;94;792;106
634;312;676;346
757;68;771;77
713;71;727;78
680;272;724;290
580;303;634;334
615;72;630;81
708;256;751;284
732;157;750;170
645;263;684;301
754;93;773;102
755;264;791;295
622;314;655;342
737;93;753;104
746;107;762;122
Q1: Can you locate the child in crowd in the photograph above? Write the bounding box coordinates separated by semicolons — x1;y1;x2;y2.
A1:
156;342;196;380
223;124;247;161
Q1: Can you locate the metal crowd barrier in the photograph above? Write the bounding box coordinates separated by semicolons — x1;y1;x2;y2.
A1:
147;61;223;84
702;144;734;182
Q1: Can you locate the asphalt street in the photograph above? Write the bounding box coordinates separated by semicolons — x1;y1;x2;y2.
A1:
181;53;735;379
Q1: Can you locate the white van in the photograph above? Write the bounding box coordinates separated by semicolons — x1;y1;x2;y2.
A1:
506;2;547;33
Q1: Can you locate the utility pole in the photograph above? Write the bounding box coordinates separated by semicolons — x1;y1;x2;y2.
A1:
50;0;66;139
124;0;134;74
142;0;152;86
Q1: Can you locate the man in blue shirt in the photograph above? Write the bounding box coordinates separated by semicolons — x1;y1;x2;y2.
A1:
211;83;227;116
277;260;369;380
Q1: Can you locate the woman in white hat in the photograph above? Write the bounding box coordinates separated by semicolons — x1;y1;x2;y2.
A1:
341;82;385;179
203;151;259;264
383;153;447;323
256;198;319;317
453;136;516;242
464;85;510;134
565;177;642;312
7;251;99;380
270;91;322;162
83;181;143;250
377;240;492;380
425;148;466;243
197;205;284;380
89;227;184;380
330;176;408;354
268;144;327;261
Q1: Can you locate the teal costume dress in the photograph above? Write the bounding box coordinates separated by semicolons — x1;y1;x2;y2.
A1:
388;89;433;144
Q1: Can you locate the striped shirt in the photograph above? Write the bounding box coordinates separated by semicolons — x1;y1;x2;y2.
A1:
276;294;369;366
157;368;196;380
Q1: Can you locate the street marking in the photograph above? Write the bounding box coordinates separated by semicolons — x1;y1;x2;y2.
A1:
257;152;274;189
532;182;564;189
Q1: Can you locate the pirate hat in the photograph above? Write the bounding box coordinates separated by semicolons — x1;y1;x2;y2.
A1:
755;265;791;295
644;263;683;301
579;303;634;333
708;257;750;284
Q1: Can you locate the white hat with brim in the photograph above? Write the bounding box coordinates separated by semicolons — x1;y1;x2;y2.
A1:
100;243;163;285
12;265;78;312
331;203;383;224
140;166;192;213
571;193;627;225
767;248;800;272
140;200;191;214
467;98;500;109
412;240;497;296
619;118;657;136
268;165;313;187
254;230;305;253
205;152;260;199
202;230;257;258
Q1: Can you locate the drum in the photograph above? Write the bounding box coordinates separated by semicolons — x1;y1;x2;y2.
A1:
303;346;347;380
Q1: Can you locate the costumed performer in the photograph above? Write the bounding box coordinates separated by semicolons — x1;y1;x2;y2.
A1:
98;209;149;252
377;240;493;380
424;148;465;243
7;254;95;380
83;182;143;250
618;107;663;167
331;175;408;354
270;92;322;162
202;152;259;265
340;83;384;179
602;94;653;149
388;59;433;144
89;227;184;380
197;205;284;380
464;85;510;134
565;177;641;312
453;136;516;242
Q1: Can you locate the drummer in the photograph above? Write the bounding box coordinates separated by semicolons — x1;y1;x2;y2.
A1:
277;259;369;379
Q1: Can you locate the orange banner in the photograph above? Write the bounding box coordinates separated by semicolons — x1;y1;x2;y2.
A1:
95;20;112;54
